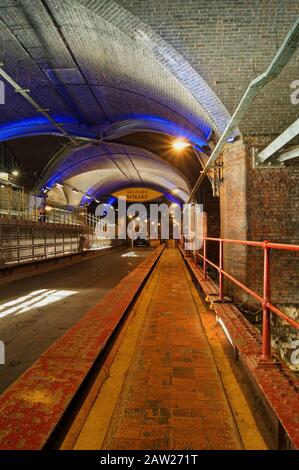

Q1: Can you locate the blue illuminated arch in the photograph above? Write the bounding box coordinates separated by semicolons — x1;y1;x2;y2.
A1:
0;115;209;151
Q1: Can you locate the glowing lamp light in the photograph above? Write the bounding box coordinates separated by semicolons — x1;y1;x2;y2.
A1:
12;170;19;177
172;138;190;151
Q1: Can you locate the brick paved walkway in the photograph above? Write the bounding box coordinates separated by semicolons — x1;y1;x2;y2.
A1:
103;248;243;450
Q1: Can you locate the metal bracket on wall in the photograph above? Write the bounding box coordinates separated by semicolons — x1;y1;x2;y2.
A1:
212;159;224;197
252;148;286;169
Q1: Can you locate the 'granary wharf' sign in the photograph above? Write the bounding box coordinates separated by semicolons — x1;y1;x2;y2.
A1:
112;187;163;202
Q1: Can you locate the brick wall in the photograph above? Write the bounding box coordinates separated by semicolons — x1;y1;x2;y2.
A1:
246;137;299;305
118;0;299;137
219;137;299;306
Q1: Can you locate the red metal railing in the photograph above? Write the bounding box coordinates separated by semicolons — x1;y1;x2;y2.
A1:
186;237;299;360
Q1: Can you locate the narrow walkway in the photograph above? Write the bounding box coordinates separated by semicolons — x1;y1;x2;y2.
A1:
74;248;265;450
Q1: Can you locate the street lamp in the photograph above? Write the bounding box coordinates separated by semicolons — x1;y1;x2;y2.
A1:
171;138;216;197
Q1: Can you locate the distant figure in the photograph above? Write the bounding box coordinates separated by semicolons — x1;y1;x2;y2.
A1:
78;235;86;252
38;205;47;223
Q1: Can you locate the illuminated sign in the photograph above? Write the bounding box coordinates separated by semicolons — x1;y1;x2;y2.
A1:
112;187;162;202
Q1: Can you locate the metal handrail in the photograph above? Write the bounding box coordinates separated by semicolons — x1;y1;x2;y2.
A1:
183;237;299;360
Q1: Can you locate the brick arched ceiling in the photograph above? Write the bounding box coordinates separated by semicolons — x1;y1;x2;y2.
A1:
0;0;229;143
0;0;298;198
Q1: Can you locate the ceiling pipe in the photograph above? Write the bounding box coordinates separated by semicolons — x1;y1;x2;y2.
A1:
188;17;299;202
0;66;78;145
258;117;299;162
0;17;86;124
278;145;299;163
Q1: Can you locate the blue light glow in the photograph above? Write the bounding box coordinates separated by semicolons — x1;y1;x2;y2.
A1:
111;114;210;147
0;116;99;143
165;193;183;205
106;196;116;205
0;114;211;151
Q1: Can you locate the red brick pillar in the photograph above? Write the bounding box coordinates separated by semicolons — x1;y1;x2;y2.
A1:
219;139;249;302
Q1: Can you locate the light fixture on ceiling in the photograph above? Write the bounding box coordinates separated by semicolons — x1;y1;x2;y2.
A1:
172;138;190;151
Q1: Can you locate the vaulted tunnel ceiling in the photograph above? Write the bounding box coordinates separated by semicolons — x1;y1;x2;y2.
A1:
42;142;191;205
0;0;224;139
0;0;298;203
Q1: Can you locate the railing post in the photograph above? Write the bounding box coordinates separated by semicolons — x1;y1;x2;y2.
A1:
203;238;207;279
262;241;271;360
219;238;224;301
